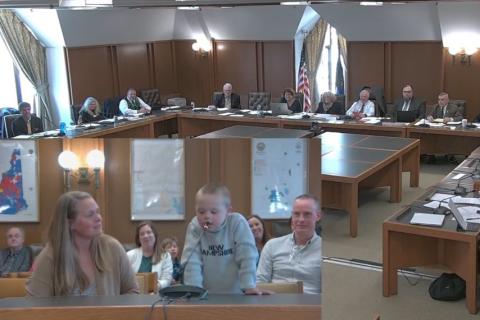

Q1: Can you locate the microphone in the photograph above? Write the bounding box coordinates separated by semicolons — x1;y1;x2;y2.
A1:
431;194;457;215
418;110;430;128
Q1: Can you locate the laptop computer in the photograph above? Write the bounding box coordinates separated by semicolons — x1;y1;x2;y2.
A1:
449;199;480;231
396;110;416;123
270;103;292;116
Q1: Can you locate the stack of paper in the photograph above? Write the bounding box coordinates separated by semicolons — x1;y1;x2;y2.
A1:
410;213;445;226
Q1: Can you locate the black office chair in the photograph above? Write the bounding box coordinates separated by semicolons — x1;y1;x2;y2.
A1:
2;114;21;138
70;104;82;125
247;92;271;110
103;96;123;118
212;91;223;105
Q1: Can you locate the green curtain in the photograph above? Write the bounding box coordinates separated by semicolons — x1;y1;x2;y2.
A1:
0;9;54;130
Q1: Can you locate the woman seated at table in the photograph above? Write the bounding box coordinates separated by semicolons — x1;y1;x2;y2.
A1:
247;215;270;266
27;191;138;296
316;91;344;115
280;88;302;113
127;221;173;290
78;97;104;124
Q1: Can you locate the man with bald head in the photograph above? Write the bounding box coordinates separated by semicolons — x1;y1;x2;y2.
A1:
257;194;322;294
346;89;375;119
0;227;32;276
428;92;462;122
214;83;241;109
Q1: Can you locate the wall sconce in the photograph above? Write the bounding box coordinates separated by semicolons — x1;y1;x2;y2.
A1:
448;46;477;66
58;149;105;190
192;39;212;56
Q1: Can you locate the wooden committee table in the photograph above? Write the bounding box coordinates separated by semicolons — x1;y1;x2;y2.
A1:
195;125;313;138
0;293;321;320
317;132;420;237
383;151;480;314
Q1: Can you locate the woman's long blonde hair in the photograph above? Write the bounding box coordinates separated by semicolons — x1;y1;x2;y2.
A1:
80;97;101;115
48;191;108;295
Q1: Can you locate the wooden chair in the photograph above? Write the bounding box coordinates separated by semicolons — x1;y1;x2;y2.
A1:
135;274;147;294
257;281;303;293
136;272;158;294
0;278;28;298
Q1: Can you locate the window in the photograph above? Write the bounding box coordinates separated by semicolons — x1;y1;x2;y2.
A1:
315;24;345;98
0;36;36;110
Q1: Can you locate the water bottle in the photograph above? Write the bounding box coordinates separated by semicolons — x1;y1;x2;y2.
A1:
59;121;66;136
256;104;262;117
114;115;118;127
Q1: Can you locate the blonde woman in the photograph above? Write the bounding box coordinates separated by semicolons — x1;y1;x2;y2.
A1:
316;91;344;115
78;97;104;124
27;191;138;296
127;222;173;289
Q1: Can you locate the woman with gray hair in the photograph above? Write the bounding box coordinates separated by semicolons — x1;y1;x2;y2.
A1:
316;91;344;115
78;97;104;124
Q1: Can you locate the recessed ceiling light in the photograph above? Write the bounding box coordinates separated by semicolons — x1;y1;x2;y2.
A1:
280;1;309;6
360;2;383;6
177;6;200;10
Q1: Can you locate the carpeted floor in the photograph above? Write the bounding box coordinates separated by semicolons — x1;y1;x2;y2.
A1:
321;160;479;319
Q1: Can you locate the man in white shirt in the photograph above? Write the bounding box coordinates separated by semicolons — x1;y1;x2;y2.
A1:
257;194;322;294
346;89;375;119
119;88;152;116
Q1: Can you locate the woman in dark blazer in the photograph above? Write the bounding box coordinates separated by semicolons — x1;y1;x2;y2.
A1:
316;91;345;115
280;88;302;113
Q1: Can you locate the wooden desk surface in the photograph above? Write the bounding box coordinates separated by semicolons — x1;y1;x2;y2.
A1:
196;125;312;139
0;293;321;320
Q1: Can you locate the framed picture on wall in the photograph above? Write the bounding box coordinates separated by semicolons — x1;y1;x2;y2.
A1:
130;139;185;221
251;139;307;220
0;141;39;222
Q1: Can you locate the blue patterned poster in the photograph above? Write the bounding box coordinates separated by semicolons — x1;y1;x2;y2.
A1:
251;139;307;219
131;140;185;221
0;141;38;222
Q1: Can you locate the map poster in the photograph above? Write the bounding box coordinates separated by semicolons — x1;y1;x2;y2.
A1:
131;140;185;221
0;141;39;222
251;139;307;220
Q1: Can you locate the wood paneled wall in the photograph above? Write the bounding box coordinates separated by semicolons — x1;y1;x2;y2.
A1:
348;41;480;120
0;138;316;252
66;40;294;108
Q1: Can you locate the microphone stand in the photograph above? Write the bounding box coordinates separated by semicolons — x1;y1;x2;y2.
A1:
418;109;430;128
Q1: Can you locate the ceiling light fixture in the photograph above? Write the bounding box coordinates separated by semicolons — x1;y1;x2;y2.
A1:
360;2;383;6
177;6;200;10
280;1;309;5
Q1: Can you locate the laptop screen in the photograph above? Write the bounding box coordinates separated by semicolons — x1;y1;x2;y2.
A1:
396;111;416;123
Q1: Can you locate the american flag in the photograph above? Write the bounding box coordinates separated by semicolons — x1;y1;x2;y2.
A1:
297;44;311;112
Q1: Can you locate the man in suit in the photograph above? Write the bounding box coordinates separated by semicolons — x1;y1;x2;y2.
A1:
214;83;241;109
12;102;43;137
393;84;426;120
428;92;462;122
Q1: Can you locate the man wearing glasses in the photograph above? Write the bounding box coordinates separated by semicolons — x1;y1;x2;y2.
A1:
393;84;426;120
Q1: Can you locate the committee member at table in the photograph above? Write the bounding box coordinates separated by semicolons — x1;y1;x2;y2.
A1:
12;102;43;136
346;90;375;119
78;97;105;124
280;88;302;113
0;227;32;276
27;191;138;296
316;91;344;115
119;88;152;116
214;83;241;109
393;84;426;120
428;92;462;122
257;194;322;294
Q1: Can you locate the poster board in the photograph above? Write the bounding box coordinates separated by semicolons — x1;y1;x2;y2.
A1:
0;141;38;222
251;139;307;219
131;139;185;220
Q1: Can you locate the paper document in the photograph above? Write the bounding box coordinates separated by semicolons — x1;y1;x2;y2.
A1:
451;173;466;180
277;114;303;119
424;201;449;209
451;196;480;205
216;107;229;111
447;121;461;125
430;193;454;201
414;119;429;126
410;213;445;226
457;206;480;221
428;122;445;127
218;112;235;116
229;114;244;117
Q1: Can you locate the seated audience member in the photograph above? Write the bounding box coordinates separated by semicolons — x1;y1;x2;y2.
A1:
247;215;270;264
27;191;138;296
161;237;181;284
119;88;152;116
257;194;322;294
214;83;241;109
280;88;302;113
127;221;172;290
346;89;375;119
12;102;43;136
316;91;344;115
0;227;32;276
181;183;270;295
78;97;105;124
473;113;480;123
393;84;426;120
428;92;462;122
